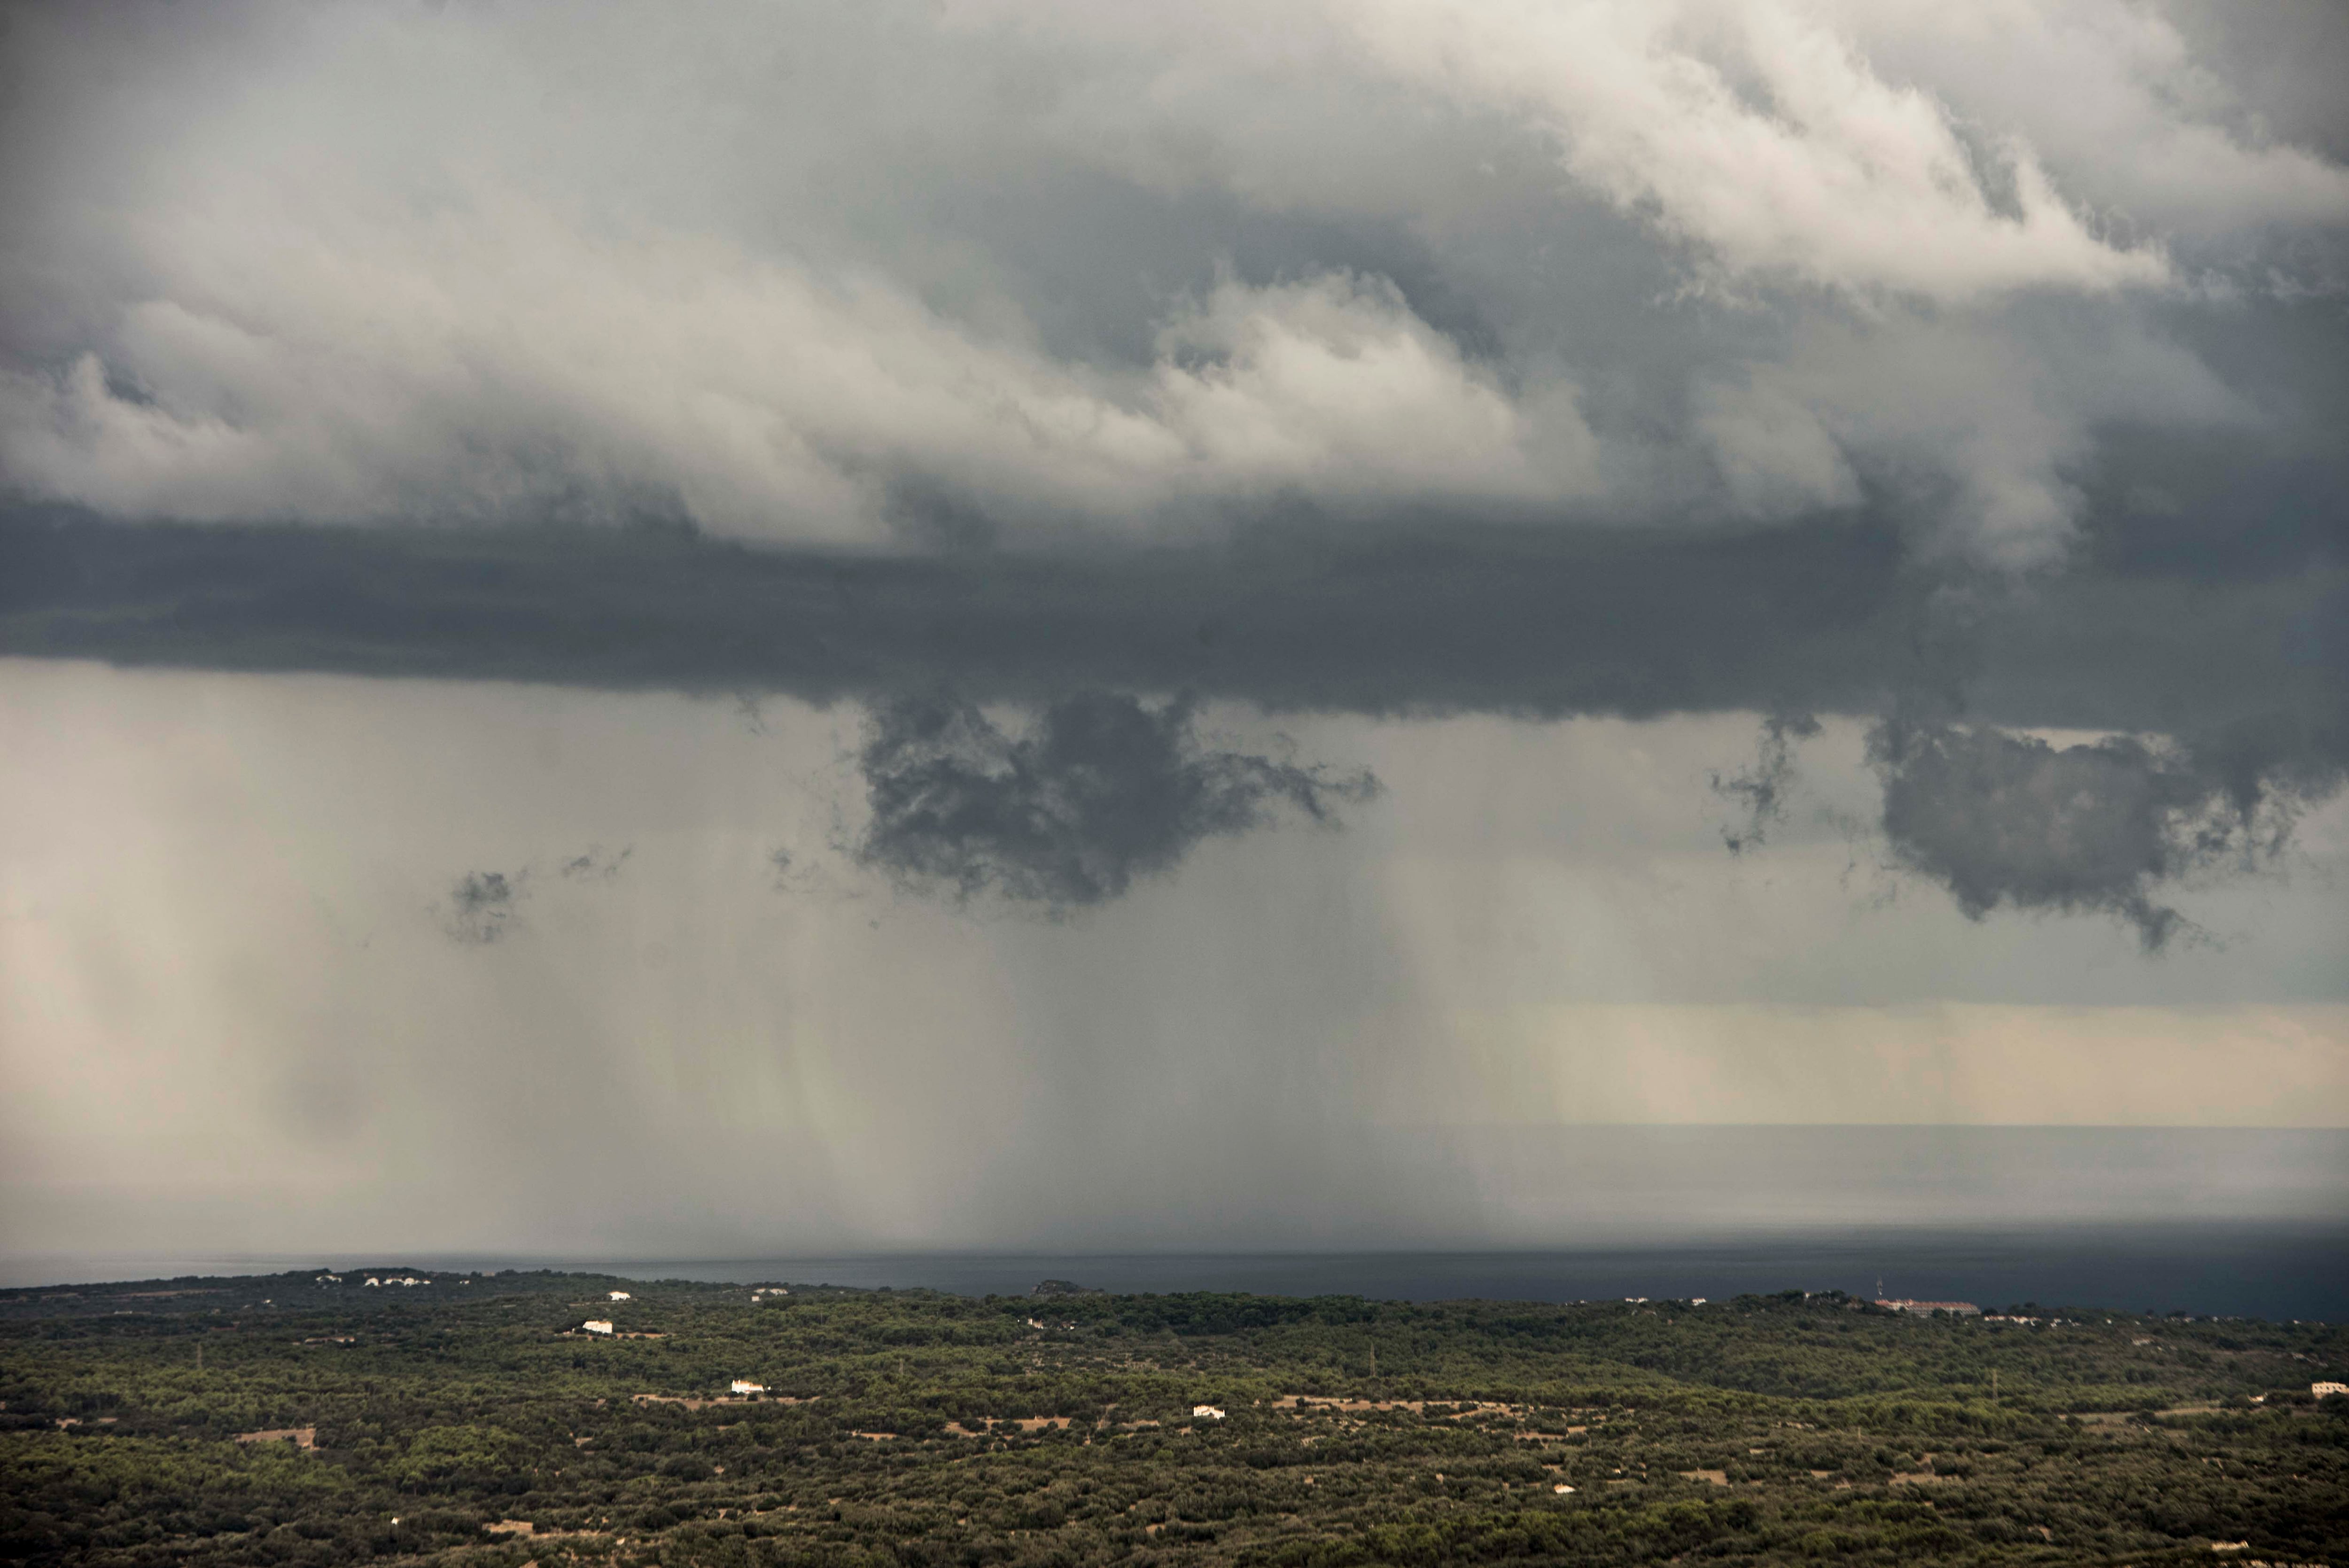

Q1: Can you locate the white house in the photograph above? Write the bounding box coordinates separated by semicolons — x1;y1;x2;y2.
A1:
363;1278;381;1287
2315;1381;2349;1397
1192;1405;1226;1420
731;1380;765;1396
583;1320;615;1335
609;1291;632;1302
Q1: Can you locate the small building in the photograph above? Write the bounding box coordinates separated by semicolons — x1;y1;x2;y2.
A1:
609;1291;632;1301
583;1320;615;1335
1192;1405;1226;1420
2315;1381;2349;1397
363;1278;381;1287
731;1380;765;1396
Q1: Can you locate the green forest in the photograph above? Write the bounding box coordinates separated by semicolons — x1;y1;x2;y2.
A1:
2;1269;2343;1567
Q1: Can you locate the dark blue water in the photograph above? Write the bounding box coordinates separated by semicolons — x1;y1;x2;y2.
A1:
14;1223;2344;1320
567;1226;2349;1321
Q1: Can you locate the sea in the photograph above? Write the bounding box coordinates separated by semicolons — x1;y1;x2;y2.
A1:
8;1222;2346;1321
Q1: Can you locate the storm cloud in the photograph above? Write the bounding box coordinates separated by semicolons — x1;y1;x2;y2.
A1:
855;691;1378;908
7;503;2345;931
2;0;2345;567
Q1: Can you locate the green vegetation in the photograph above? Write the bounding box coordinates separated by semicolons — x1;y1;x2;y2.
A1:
3;1272;2344;1566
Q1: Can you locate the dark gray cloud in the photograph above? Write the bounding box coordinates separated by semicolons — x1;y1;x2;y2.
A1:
0;507;1906;714
855;691;1378;909
8;506;2336;733
1867;718;2347;949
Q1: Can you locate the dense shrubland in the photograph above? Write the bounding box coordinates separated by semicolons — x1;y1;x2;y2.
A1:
2;1273;2343;1565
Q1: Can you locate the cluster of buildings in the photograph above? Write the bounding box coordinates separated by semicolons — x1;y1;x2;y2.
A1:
1874;1298;1981;1317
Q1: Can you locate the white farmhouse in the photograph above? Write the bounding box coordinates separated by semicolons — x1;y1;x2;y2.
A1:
1192;1405;1226;1421
583;1320;615;1335
731;1380;766;1396
2315;1381;2349;1397
609;1291;632;1301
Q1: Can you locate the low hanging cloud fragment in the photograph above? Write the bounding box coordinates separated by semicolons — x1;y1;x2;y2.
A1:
439;845;631;943
1711;711;1823;855
855;691;1380;909
558;845;632;882
1865;719;2343;950
444;871;521;946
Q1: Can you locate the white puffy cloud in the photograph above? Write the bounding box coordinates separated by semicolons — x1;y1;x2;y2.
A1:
0;199;1581;540
1338;0;2169;302
1809;0;2349;243
1149;274;1590;505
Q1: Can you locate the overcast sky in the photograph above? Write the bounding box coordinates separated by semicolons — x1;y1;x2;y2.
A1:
2;0;2344;1263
